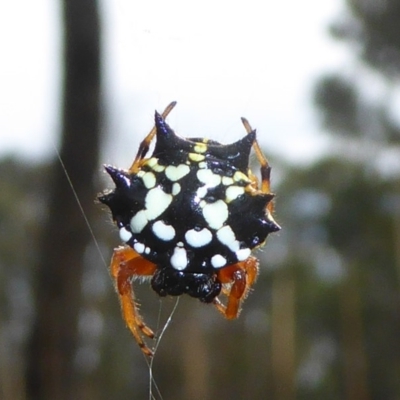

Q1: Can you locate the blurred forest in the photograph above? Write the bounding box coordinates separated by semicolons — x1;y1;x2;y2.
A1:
1;0;400;399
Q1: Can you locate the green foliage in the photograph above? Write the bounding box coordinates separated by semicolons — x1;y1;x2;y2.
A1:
279;153;400;398
333;0;400;78
314;75;359;137
317;0;400;145
310;0;400;398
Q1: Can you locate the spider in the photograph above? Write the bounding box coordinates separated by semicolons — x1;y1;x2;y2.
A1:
98;102;280;356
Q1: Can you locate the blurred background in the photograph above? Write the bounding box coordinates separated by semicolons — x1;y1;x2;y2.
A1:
1;0;400;399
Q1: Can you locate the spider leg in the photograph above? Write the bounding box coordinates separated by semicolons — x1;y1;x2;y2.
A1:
129;101;177;174
213;257;259;319
241;117;274;211
110;246;157;356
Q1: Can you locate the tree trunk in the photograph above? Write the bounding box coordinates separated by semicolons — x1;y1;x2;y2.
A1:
25;1;101;399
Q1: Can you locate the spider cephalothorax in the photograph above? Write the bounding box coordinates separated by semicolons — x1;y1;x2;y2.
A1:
99;102;280;356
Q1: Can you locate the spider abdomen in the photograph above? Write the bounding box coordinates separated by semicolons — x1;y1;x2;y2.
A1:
102;151;279;274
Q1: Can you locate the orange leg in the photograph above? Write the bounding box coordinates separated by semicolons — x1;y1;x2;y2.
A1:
241;117;274;212
213;257;259;319
129;101;177;174
110;246;157;356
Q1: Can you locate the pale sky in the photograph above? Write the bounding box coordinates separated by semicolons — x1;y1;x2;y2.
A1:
0;0;350;165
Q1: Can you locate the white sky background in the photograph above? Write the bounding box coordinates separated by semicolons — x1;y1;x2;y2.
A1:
0;0;349;165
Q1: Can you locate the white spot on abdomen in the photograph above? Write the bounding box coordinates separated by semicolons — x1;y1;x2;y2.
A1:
233;171;250;183
196;186;207;200
194;142;207;153
197;169;221;187
130;210;148;233
152;220;175;241
171;246;188;270
211;254;227;268
145;157;158;168
202;200;228;230
130;187;173;233
222;176;234;186
216;225;240;252
225;185;245;203
236;248;251;261
172;183;181;196
134;242;145;254
142;172;156;188
185;228;212;248
119;227;132;242
189;153;205;162
145;187;173;220
165;164;190;181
